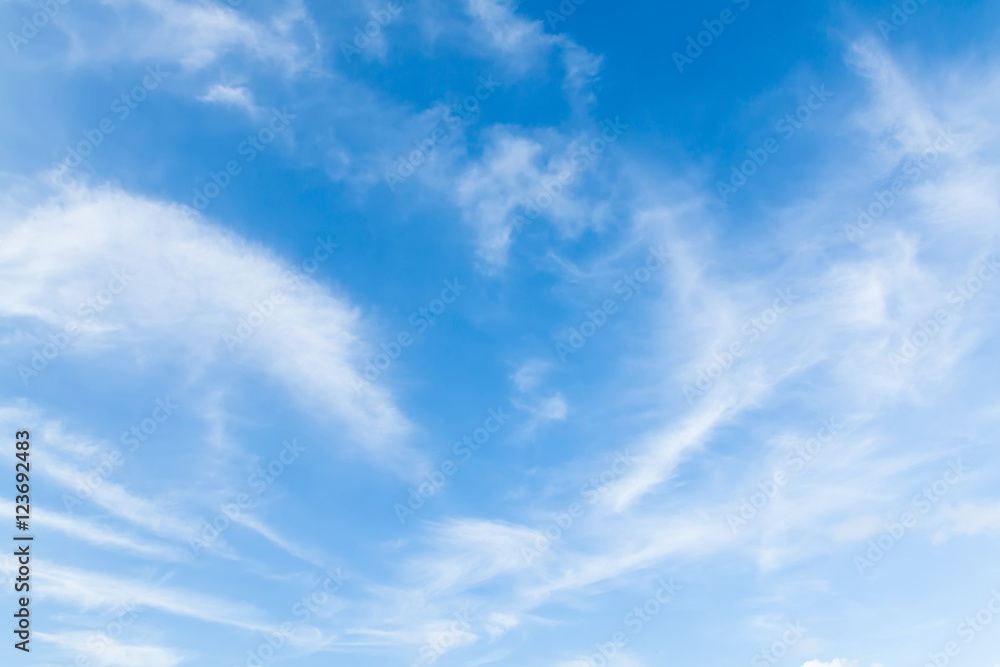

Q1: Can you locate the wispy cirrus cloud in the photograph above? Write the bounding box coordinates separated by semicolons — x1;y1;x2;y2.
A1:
0;181;415;461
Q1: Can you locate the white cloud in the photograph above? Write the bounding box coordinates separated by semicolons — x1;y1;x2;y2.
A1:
36;631;188;667
561;41;603;109
63;0;319;72
462;0;555;71
199;83;258;114
31;504;187;561
555;655;647;667
406;518;541;594
454;131;546;266
454;126;613;267
332;40;1000;662
460;0;602;109
39;452;204;543
932;502;1000;543
0;180;416;466
847;37;943;157
511;358;552;392
35;560;272;631
233;512;327;566
603;391;748;512
532;393;568;421
594;36;1000;523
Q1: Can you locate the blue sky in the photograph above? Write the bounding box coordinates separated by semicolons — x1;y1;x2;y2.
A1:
2;0;1000;665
